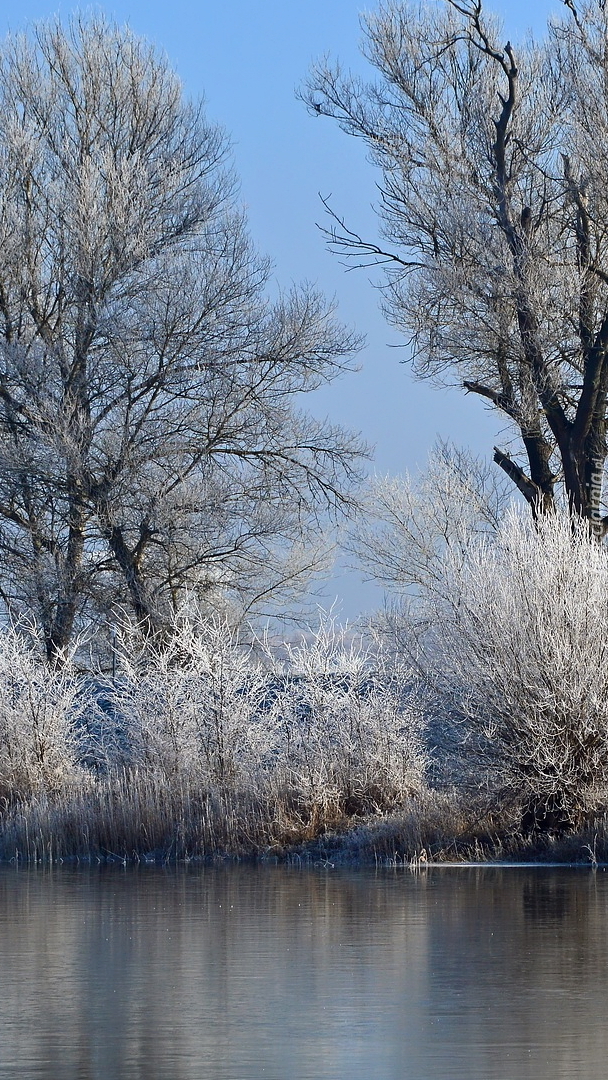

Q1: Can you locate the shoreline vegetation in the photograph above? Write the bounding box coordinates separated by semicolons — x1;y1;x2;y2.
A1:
3;537;608;868
2;781;607;868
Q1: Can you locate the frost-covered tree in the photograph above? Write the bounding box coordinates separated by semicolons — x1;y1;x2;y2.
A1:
0;16;365;659
305;0;608;527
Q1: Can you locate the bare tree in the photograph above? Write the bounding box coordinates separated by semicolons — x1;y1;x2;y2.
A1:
0;16;366;660
304;0;608;528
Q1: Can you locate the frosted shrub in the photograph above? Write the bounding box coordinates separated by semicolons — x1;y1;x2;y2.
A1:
267;616;427;816
0;628;86;800
0;614;433;859
113;619;275;786
108;612;427;820
421;509;608;827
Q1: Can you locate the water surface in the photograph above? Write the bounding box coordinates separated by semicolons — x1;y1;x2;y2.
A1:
0;863;606;1079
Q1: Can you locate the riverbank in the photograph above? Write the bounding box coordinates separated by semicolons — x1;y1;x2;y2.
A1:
1;777;605;867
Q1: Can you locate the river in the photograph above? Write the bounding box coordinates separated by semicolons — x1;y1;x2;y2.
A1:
0;863;606;1079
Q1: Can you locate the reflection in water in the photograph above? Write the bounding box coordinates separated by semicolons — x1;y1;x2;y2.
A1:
0;864;606;1079
522;879;571;921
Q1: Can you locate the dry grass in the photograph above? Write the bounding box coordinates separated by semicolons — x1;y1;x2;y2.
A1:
0;769;427;864
308;801;608;868
0;774;274;863
3;774;607;867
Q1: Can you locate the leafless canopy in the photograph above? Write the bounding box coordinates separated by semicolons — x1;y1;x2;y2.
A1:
304;0;608;526
0;16;366;659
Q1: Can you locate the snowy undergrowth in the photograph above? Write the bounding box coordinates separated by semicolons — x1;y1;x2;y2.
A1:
0;614;428;860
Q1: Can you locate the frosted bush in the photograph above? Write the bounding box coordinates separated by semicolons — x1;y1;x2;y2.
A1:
113;618;276;785
108;612;427;816
0;628;87;799
265;616;427;814
420;509;608;825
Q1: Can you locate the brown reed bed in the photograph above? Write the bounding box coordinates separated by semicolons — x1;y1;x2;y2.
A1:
1;772;606;867
0;769;448;865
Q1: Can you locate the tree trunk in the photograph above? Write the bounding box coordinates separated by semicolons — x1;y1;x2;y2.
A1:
95;503;161;637
44;486;88;664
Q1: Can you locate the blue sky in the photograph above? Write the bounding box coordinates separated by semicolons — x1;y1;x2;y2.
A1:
0;0;560;616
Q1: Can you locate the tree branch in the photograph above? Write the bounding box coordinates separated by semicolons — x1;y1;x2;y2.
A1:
493;446;542;510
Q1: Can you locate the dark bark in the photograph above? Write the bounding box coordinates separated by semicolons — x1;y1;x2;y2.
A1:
476;42;608;526
95;502;160;636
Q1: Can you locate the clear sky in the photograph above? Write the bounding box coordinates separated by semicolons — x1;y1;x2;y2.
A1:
0;0;560;617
